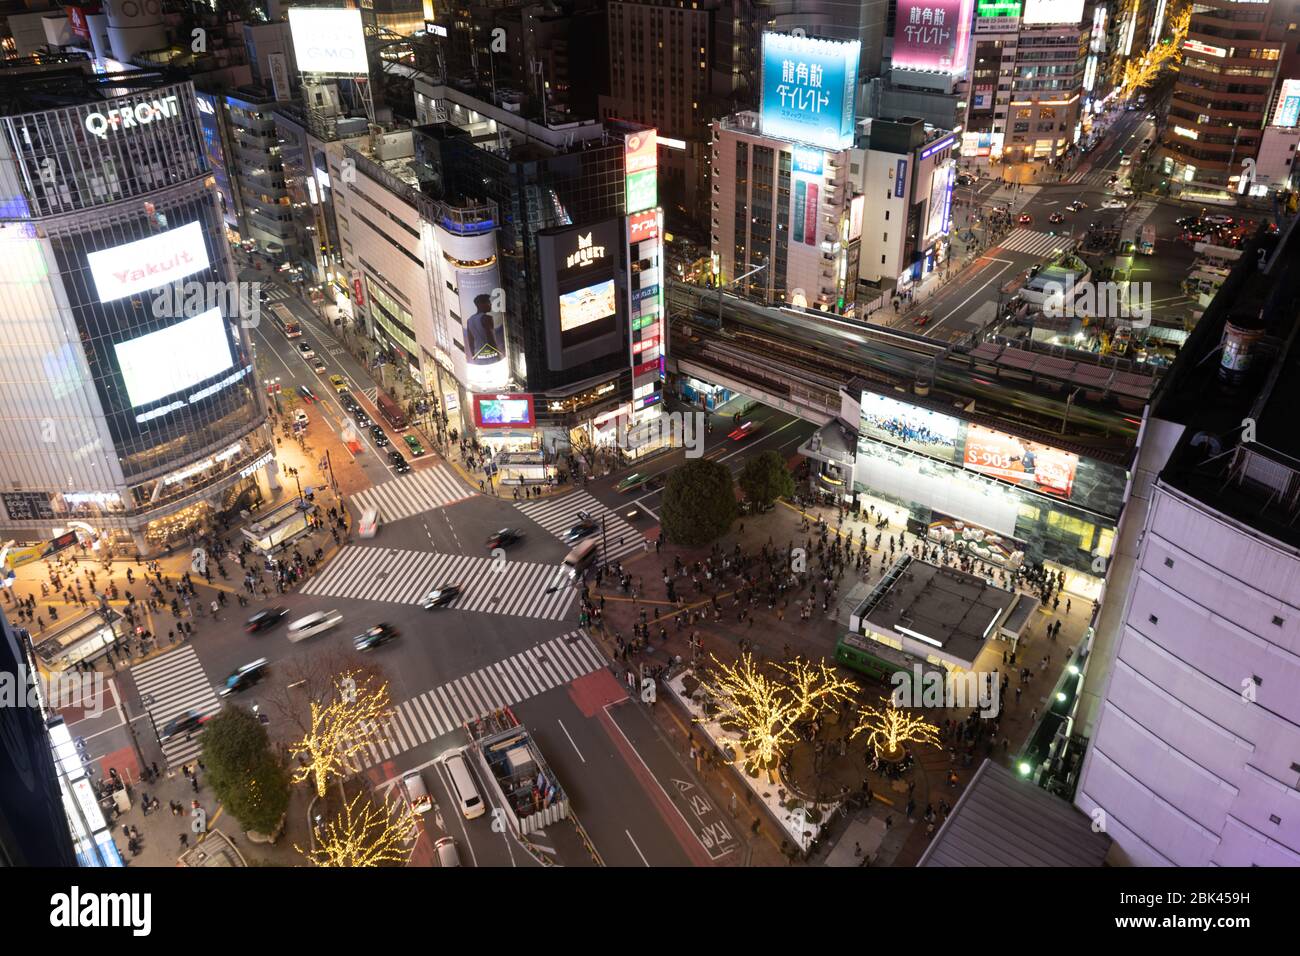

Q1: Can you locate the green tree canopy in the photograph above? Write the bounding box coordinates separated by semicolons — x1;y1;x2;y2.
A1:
661;458;738;547
203;706;291;835
738;450;795;507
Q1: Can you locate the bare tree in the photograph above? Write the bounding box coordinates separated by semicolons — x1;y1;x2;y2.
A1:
261;647;387;741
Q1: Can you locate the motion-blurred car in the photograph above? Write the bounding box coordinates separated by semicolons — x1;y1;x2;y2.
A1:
369;424;389;447
562;513;600;544
1017;213;1033;226
955;173;974;187
615;472;650;493
728;421;760;440
160;709;210;741
387;450;409;473
403;434;425;457
353;622;400;651
1066;200;1087;212
297;384;318;403
421;585;461;609
1048;212;1064;224
218;659;269;697
486;528;524;549
1101;197;1127;210
245;607;288;633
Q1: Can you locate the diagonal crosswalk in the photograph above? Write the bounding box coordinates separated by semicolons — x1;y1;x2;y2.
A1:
131;646;223;768
260;285;292;303
343;630;607;770
516;489;645;564
1063;169;1116;186
351;464;470;523
361;386;378;403
301;545;578;620
996;228;1069;257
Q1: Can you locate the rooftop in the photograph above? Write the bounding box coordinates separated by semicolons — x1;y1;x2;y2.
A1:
918;759;1111;867
1152;215;1300;548
0;60;183;115
858;557;1017;667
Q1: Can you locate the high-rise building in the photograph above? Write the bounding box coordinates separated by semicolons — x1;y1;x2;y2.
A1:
1074;218;1300;866
0;64;273;555
1159;0;1287;189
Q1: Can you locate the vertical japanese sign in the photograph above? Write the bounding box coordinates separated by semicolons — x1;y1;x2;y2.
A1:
893;0;976;75
760;33;860;150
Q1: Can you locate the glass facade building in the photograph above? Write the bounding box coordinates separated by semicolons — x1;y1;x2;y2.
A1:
0;75;271;554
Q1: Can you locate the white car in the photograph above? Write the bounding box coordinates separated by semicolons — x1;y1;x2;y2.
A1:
1101;198;1128;210
294;409;309;427
1118;156;1131;167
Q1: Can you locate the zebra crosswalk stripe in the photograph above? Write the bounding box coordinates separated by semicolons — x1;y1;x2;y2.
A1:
300;545;577;620
996;228;1067;257
131;646;222;768
343;630;608;770
351;464;471;523
516;489;645;563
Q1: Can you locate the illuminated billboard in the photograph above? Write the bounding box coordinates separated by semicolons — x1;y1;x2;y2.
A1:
113;308;234;408
473;394;535;429
288;7;368;74
457;268;508;390
87;221;210;303
1273;79;1300;128
560;279;617;334
760;33;860;151
976;0;1022;14
925;164;955;241
963;425;1079;497
1020;0;1085;24
860;392;963;462
625;129;658;213
894;0;976;75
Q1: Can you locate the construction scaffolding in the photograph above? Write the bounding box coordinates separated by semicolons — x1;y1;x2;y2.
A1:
466;708;569;836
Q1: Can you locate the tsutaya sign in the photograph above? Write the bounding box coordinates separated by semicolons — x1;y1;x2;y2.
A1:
565;232;607;269
84;95;182;140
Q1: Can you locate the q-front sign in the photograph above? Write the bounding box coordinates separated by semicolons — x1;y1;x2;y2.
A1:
84;95;182;140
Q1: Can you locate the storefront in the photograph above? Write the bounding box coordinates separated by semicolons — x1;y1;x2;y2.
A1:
241;499;317;555
34;608;124;672
679;376;733;410
493;450;552;485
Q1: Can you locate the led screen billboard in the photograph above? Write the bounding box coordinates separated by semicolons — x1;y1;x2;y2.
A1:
560;279;617;334
473;393;535;429
1020;0;1085;24
457;268;508;390
894;0;976;75
859;391;963;462
760;33;860;150
925;164;955;241
288;7;368;74
87;221;210;303
963;425;1079;497
1273;78;1300;128
113;308;234;408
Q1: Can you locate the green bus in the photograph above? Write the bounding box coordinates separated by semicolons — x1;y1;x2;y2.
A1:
834;632;945;695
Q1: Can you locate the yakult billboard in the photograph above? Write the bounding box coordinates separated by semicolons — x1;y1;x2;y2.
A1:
86;221;211;304
893;0;975;75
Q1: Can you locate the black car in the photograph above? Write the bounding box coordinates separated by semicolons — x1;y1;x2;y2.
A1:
337;391;358;413
219;658;269;697
353;622;400;651
421;585;461;609
387;450;410;473
370;424;390;447
487;528;523;549
160;709;210;741
562;512;599;544
245;607;287;633
353;409;373;428
955;173;974;187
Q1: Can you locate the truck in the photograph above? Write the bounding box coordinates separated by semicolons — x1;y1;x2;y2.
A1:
1139;225;1156;255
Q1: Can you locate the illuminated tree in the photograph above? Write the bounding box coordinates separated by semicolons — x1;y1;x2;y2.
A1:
296;789;417;867
852;698;942;759
289;670;393;798
696;654;858;771
1118;3;1192;99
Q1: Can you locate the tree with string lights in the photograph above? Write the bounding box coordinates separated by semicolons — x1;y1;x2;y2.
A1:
1118;2;1191;100
852;697;942;760
695;653;858;772
289;669;393;798
296;789;418;868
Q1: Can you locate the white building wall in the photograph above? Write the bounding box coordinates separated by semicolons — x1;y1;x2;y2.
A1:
857;147;912;283
1075;483;1300;867
1256;126;1300;192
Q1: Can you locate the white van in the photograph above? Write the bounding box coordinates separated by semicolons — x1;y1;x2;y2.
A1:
403;771;432;814
444;752;485;820
434;836;461;867
286;610;342;642
358;507;380;538
563;538;600;580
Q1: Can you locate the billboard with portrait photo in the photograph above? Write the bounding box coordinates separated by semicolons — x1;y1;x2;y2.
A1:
456;267;508;390
962;425;1079;498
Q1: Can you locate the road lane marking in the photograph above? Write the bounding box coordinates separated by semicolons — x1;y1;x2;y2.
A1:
625;829;650;866
557;719;586;763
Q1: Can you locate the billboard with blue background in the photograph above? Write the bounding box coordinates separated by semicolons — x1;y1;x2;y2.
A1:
761;33;860;151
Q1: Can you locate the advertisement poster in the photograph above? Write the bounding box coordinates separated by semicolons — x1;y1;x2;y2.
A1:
893;0;975;75
760;33;860;151
458;268;508;389
1020;0;1085;24
859;392;963;462
474;394;534;429
87;221;210;303
560;279;617;333
288;7;368;74
963;425;1079;497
